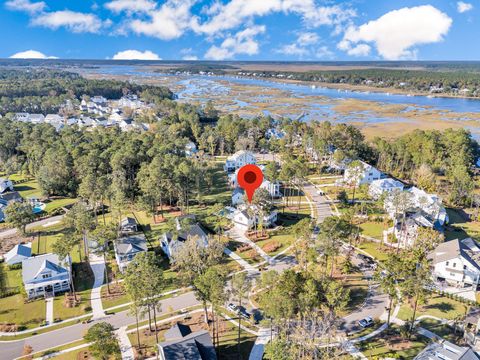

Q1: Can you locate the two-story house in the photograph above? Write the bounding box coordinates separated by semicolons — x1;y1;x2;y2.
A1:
224;150;256;172
429;238;480;288
114;234;148;272
343;160;386;186
368;178;404;200
161;216;208;260
22;253;72;299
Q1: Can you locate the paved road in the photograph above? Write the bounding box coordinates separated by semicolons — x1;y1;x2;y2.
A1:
1;291;199;360
0;215;64;240
302;182;333;224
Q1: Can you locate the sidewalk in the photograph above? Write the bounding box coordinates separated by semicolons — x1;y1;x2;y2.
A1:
248;328;271;360
226;225;274;265
89;253;106;319
116;326;135;360
223;247;257;272
45;298;54;325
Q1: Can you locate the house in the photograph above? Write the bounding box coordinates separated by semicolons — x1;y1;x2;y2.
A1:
368;178;404;200
266;128;285;140
161;217;208;260
108;112;125;123
232;188;245;206
120;217;138;233
385;186;448;227
343;160;385;186
0;178;14;193
464;308;480;351
28;114;45;124
185;141;198;157
4;243;31;265
233;209;254;228
0;191;23;204
429;238;480;289
45;114;64;124
114;234;148;272
14;113;30;122
394;211;437;247
157;322;217;360
22;253;72;299
260;179;281;198
414;340;479;360
224;150;256;172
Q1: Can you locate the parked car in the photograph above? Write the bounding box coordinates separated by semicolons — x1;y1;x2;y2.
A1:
238;306;251;320
227;303;238;313
358;316;374;328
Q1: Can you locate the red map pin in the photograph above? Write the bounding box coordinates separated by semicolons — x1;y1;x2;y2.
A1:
237;164;264;203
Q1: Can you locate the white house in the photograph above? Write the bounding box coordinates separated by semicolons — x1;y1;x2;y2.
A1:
0;178;14;193
415;340;479;360
260;179;281;198
14;113;30;122
343;160;385;186
232;188;245;206
185;142;198;157
368;178;404;199
224;150;256;172
233;209;255;228
161;217;208;260
114;234;148;272
233;206;277;229
45;114;64;124
28;114;45;124
22;254;72;299
429;238;480;288
394;211;436;247
4;243;31;266
108;112;125;123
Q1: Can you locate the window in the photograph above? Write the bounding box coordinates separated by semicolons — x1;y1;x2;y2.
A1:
464;265;467;270
42;273;52;279
453;263;456;268
446;261;449;266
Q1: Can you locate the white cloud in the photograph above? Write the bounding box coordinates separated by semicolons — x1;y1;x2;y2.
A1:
5;0;45;14
192;0;355;35
105;0;156;14
182;55;198;61
276;32;332;59
31;10;106;33
129;0;194;40
10;50;57;59
347;44;371;57
339;5;452;60
457;1;473;13
205;25;265;60
112;50;161;60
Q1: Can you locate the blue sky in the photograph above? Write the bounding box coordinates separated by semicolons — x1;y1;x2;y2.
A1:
1;0;478;61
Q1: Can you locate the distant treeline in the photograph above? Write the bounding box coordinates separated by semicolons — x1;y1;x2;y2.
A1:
240;68;480;97
0;69;173;115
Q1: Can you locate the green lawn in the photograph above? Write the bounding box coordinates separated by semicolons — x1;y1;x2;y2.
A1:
398;294;468;321
418;318;463;343
358;326;429;359
356;241;390;262
0;294;46;330
359;221;384;240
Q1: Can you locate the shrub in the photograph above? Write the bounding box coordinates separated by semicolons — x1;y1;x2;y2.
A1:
262;241;281;253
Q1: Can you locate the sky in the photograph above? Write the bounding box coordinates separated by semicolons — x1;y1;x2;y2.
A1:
0;0;478;61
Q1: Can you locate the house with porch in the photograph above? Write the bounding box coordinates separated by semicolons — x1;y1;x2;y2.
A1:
22;253;72;299
114;234;148;272
368;178;404;200
429;238;480;289
224;150;256;172
343;160;386;186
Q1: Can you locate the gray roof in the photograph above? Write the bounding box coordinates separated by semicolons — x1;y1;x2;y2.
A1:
121;217;137;226
158;325;216;360
164;323;192;341
429;238;480;271
166;223;207;244
415;341;479;360
115;234;147;256
0;191;22;203
22;254;69;283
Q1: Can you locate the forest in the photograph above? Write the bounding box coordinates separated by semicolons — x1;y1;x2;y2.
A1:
0;69;173;115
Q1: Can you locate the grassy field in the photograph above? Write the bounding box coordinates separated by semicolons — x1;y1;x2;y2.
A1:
358;221;385;240
0;294;46;329
356;241;390;262
358;326;429;359
397;294;468;321
418;318;463;343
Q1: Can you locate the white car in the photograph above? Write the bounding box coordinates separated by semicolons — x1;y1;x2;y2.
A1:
358;316;374;328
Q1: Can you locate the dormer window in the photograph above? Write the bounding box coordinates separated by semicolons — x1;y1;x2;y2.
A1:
453;263;456;268
42;273;52;279
446;261;449;266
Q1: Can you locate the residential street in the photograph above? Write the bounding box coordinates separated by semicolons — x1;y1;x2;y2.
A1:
1;291;199;360
0;214;64;240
